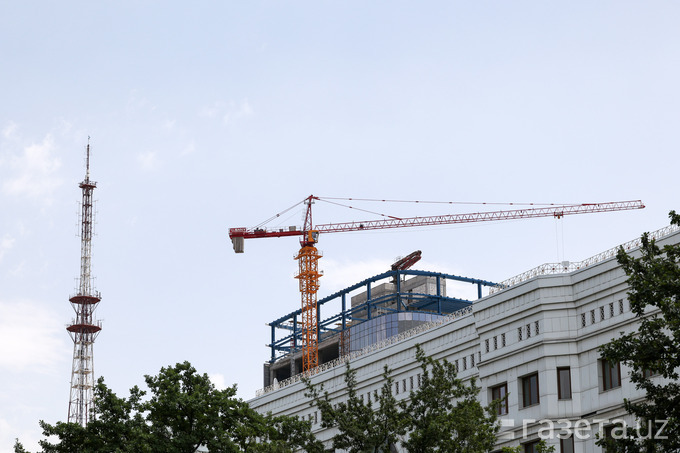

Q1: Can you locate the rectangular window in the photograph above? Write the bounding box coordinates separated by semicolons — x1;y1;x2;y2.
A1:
314;411;318;424
409;376;414;390
463;356;467;371
501;333;506;347
534;320;540;336
581;313;586;327
402;380;406;393
600;306;605;321
493;336;498;350
518;326;523;341
521;372;540;407
526;324;532;338
560;436;574;453
491;383;508;415
609;302;615;318
619;299;624;314
523;440;540;453
485;338;490;353
590;309;596;324
394;382;399;395
557;367;572;399
601;360;621;391
417;373;422;387
471;354;475;367
454;360;459;373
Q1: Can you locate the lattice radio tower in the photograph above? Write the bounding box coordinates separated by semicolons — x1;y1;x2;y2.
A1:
66;140;102;425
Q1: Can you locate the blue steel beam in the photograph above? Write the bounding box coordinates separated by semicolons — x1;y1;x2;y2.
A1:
266;269;497;362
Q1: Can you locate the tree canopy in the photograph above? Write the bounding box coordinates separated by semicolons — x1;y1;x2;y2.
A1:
18;361;321;453
598;211;680;452
305;345;500;452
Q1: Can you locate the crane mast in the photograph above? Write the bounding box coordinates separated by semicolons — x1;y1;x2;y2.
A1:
229;197;644;372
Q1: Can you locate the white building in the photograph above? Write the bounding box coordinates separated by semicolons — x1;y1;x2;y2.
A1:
249;224;680;452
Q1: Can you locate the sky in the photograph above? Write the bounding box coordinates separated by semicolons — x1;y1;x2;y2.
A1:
1;1;679;451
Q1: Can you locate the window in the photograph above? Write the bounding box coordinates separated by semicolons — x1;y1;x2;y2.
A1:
471;354;475;368
409;376;414;390
501;333;506;347
417;373;422;387
521;372;540;407
485;338;490;353
493;335;498;350
580;313;586;327
609;302;615;318
523;440;540;453
557;367;572;399
395;382;399;395
534;320;540;335
454;360;459;373
618;299;624;314
463;356;467;371
526;324;532;338
491;383;508;415
314;411;318;424
518;326;523;341
560;436;574;453
590;309;596;324
601;360;621;391
600;306;605;321
402;380;406;393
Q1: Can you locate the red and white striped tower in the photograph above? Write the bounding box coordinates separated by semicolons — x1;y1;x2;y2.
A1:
66;141;102;425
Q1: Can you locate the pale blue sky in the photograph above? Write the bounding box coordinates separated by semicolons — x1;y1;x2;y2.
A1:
1;2;679;451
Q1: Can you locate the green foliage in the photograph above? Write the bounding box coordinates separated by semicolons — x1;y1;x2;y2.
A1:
598;211;680;452
501;439;554;453
401;346;499;453
304;364;405;452
24;361;320;453
305;345;500;452
13;440;30;453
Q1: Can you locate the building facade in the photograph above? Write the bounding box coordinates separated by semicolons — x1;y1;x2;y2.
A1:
249;225;680;452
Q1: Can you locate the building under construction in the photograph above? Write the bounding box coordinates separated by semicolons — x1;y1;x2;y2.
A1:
248;222;680;452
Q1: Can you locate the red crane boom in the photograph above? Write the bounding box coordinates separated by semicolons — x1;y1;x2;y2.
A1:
229;196;645;372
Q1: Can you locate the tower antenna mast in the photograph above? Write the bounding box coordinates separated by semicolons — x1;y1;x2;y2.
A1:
66;140;102;425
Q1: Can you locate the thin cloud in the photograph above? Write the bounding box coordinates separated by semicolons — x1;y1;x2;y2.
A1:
0;234;15;262
0;300;69;373
2;121;17;138
136;150;159;171
2;135;63;200
200;99;254;124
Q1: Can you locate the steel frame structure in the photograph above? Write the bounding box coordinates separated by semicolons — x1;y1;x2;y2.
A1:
67;143;102;426
265;269;498;364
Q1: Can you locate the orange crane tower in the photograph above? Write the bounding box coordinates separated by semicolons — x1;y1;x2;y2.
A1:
229;196;644;372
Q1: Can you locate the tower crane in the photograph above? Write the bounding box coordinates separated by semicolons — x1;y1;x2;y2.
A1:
229;196;644;372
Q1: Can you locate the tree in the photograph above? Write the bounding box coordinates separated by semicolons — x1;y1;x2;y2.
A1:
22;361;321;453
401;346;499;453
304;364;406;452
501;440;555;453
305;345;500;453
598;211;680;452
